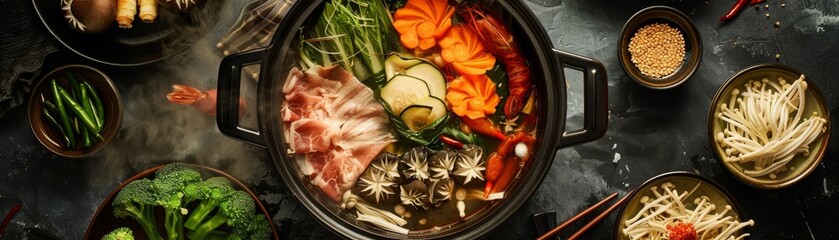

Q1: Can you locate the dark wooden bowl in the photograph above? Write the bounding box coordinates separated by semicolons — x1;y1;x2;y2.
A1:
27;64;123;158
618;6;702;89
83;164;279;239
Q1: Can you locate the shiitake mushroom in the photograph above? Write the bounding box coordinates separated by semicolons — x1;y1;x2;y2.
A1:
429;149;458;180
428;178;454;204
354;167;398;205
61;0;116;34
453;144;486;186
400;147;431;183
371;152;401;184
399;179;430;210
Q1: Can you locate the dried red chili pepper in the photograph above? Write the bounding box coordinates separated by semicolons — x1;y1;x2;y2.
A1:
749;0;765;5
720;0;749;21
439;135;464;149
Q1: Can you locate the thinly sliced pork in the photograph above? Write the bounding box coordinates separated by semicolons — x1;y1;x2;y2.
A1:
281;65;396;202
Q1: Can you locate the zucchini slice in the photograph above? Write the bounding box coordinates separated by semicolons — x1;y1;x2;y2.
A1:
380;74;430;114
413;96;447;120
404;63;446;100
385;53;422;80
400;105;435;132
399;97;447;132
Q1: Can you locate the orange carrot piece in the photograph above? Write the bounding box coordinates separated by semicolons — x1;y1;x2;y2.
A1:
490;156;520;195
439;25;496;76
393;0;455;50
446;74;499;119
486;153;504;183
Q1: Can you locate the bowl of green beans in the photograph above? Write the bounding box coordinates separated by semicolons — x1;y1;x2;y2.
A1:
28;65;123;158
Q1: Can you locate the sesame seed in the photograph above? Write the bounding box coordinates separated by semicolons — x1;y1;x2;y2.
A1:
628;23;686;78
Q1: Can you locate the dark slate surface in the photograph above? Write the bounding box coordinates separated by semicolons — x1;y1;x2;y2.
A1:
1;0;837;239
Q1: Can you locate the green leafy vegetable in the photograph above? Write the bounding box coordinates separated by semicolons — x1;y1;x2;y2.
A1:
300;0;400;80
486;62;510;122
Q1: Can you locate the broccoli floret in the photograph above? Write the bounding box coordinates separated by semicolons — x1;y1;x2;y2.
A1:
112;164;268;240
183;177;235;230
228;213;272;240
153;163;202;240
187;191;256;240
112;179;162;240
101;227;134;240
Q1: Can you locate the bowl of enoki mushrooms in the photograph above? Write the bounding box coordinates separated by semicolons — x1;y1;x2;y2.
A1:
708;64;830;189
614;172;754;240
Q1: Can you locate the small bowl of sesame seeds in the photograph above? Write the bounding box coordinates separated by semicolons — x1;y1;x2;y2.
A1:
618;6;702;89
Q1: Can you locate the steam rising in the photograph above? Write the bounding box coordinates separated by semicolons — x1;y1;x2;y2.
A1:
88;0;277;189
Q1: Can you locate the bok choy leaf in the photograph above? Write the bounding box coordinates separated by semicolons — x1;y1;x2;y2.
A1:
300;0;400;80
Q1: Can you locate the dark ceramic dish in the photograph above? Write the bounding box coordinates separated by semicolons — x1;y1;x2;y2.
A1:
84;164;280;239
618;6;702;89
215;0;609;238
31;0;224;66
708;64;830;189
613;172;744;239
28;65;123;158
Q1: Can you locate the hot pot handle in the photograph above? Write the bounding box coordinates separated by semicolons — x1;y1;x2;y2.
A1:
553;49;609;148
217;48;268;147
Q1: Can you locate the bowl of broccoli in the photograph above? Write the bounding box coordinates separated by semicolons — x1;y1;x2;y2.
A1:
85;163;277;240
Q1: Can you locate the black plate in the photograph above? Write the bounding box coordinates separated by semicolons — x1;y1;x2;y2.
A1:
32;0;224;66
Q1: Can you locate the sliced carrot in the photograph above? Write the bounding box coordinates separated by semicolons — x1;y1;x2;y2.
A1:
439;25;496;76
393;0;454;50
491;156;520;194
446;74;500;119
400;29;419;49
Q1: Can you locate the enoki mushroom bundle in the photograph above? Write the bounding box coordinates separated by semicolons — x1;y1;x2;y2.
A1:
716;75;827;178
622;182;754;240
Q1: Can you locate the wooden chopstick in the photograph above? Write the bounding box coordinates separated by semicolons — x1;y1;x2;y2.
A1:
566;193;631;240
536;192;619;240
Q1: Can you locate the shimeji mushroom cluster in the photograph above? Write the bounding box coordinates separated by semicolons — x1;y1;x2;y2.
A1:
715;75;827;179
622;182;754;240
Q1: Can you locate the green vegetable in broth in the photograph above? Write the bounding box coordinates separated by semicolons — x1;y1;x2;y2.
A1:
299;0;400;80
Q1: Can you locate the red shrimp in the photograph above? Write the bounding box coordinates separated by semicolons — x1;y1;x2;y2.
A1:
167;84;247;116
457;3;533;120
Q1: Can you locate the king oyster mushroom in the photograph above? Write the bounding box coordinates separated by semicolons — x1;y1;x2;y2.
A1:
371;152;402;184
400;179;430;210
453;144;486;186
428;178;454;204
354;167;398;205
400;147;431;183
429;149;458;180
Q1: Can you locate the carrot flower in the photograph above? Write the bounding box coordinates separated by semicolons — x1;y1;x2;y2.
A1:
446;74;500;119
393;0;455;51
439;25;497;76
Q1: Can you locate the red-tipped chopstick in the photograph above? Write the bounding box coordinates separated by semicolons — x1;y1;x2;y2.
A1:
536;192;630;240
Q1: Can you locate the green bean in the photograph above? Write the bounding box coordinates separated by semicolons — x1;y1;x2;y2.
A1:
43;99;58;113
42;108;70;147
82;121;91;147
66;72;82;99
57;87;101;138
82;82;105;128
86;97;102;131
80;85;92;118
79;86;93;147
51;80;75;149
